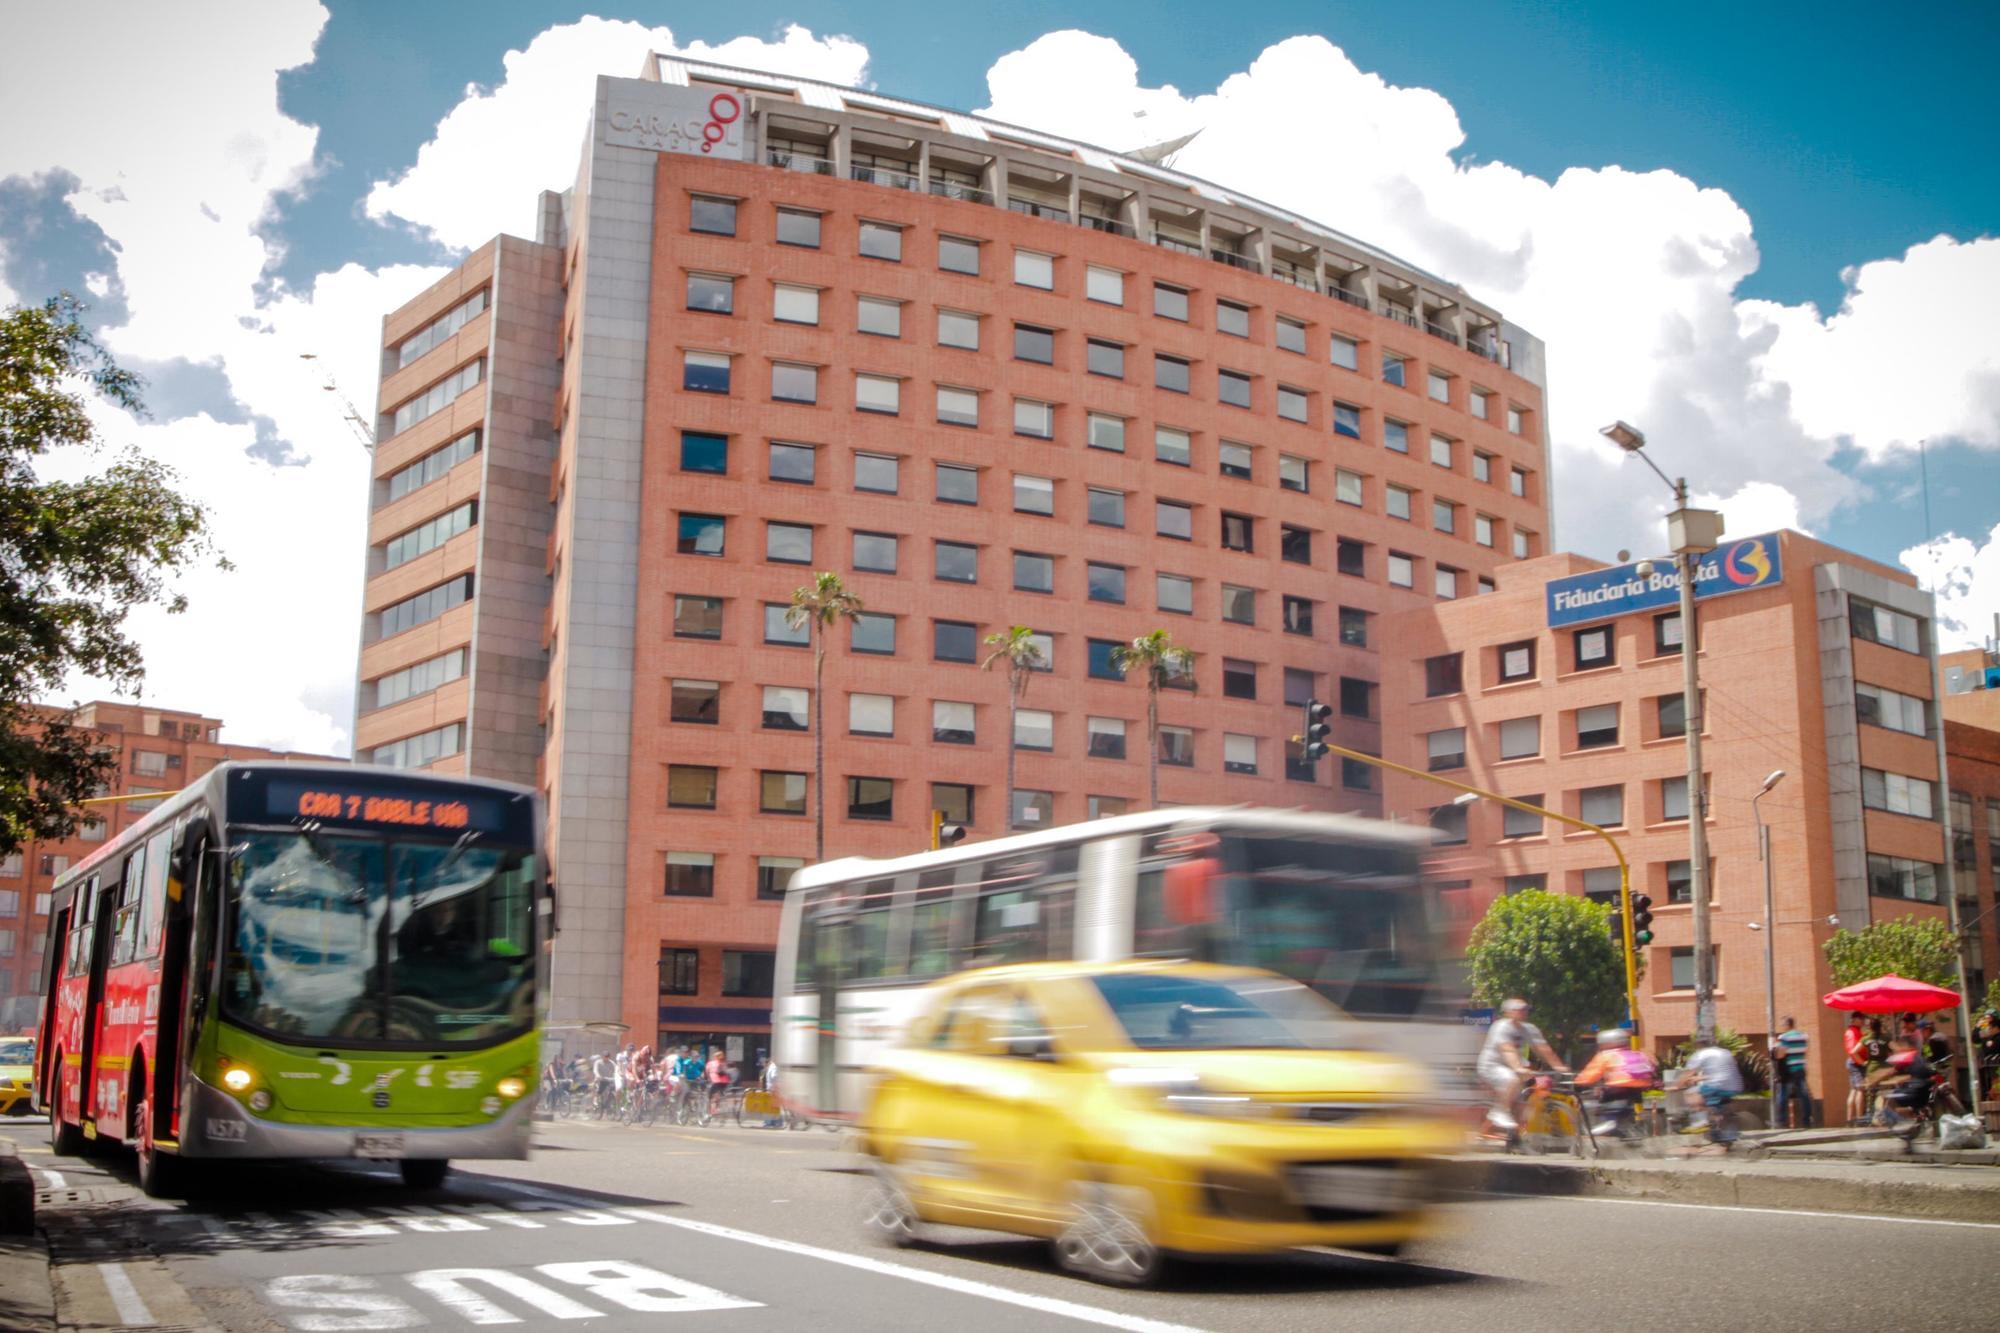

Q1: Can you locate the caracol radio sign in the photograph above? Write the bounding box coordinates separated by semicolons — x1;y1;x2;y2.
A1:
604;86;745;159
1545;533;1783;628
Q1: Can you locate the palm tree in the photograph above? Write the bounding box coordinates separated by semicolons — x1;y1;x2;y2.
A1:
981;625;1046;831
786;572;863;861
1110;629;1196;811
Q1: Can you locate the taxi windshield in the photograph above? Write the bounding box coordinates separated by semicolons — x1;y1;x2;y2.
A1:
1091;973;1351;1051
0;1038;32;1064
223;830;536;1046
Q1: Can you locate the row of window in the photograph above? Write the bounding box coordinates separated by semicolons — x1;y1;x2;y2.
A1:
382;501;477;571
377;575;472;641
685;194;1532;429
1435;778;1701;834
0;889;53;915
388;358;482;439
656;944;777;996
660;768;1150;839
370;647;467;711
395;289;487;370
370;721;462;770
1423;695;1693;771
384;429;480;505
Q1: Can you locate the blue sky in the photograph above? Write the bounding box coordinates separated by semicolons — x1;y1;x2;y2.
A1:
2;3;1994;748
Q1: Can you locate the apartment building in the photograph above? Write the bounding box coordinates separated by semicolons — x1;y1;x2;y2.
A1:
1377;530;1998;1112
352;55;1554;1055
0;701;338;1031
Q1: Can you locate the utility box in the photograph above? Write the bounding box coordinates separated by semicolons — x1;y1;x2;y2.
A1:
1669;507;1725;555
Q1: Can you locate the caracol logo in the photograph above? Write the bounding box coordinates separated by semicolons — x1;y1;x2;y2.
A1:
605;89;746;159
698;93;740;153
1724;537;1773;586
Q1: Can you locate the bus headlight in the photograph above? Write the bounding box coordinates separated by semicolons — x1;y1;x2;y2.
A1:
248;1090;272;1112
495;1076;527;1100
222;1066;254;1092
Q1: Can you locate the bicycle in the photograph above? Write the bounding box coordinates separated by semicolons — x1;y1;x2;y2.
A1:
1514;1073;1599;1158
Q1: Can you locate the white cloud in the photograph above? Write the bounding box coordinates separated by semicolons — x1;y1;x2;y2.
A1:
1690;482;1809;541
1901;524;2000;652
976;32;1993;561
365;18;870;249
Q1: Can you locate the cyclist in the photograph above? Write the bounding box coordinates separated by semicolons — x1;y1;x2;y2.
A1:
674;1046;705;1118
1476;998;1568;1137
591;1049;616;1116
1574;1028;1657;1139
1676;1035;1744;1146
705;1045;732;1118
1875;1037;1934;1135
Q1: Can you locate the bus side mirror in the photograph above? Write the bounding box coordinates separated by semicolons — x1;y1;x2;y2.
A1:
542;879;560;936
1164;857;1220;924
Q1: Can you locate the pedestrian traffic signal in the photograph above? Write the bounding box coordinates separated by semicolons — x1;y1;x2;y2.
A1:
1630;893;1654;947
931;810;967;850
1301;699;1333;763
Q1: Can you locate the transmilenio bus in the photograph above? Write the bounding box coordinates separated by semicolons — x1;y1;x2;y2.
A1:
773;807;1470;1121
35;761;550;1195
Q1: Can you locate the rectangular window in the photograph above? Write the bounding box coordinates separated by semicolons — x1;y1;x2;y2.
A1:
1218;369;1253;408
377;574;473;639
1220;512;1254;552
690;194;737;235
1087;716;1126;759
1013;324;1054;364
936;463;978;505
667;765;718;809
936;385;979;426
1338;539;1366;577
1281;525;1312;565
1657;692;1688;738
772;362;817;403
1861;768;1935;819
1014;398;1054;439
1222;658;1257;700
1503;800;1543;839
385;429;479;502
1087;265;1124;304
1154;426;1191;466
1220;584;1255;625
660;947;699;994
1576;703;1619;749
1382;354;1407;387
1087;562;1126;604
1384;419;1409;454
1014;708;1054;751
1087;487;1125;527
671;679;720;725
1472;450;1493;482
932;782;974;827
381;500;477;570
1014;475;1055;516
1338;606;1369;647
1430;434;1453;468
1014;249;1054;289
856;373;901;415
852;613;896;655
663;852;716;899
1279;454;1308;492
1510;467;1528;498
721;950;776;998
859;221;903;261
1428;370;1452;403
1499;716;1540;760
1013;790;1054;829
1508;405;1526;434
1159;725;1194;768
1574;626;1614;670
1154;283;1189;320
680;349;732;395
1427;728;1466;772
765;521;812;565
1851;598;1925;654
846;451;898;495
1580;784;1624;827
1276;385;1308;422
1432;499;1456;533
938;235;980;275
687;272;734;314
369;648;466;710
760;771;808;815
852;531;898;573
1013;551;1055;593
1087;413;1126;452
776;208;820;247
773;284;819;325
759;442;813;486
932;700;974;745
1435;565;1460;601
1276;317;1307;354
1475;514;1496;547
1339;676;1372;719
1158;573;1194;615
934;540;978;583
1661;775;1693;822
674;594;723;639
1215;300;1250;337
1867;853;1940;902
1499;639;1536;682
762;685;809;731
936;308;978;348
1218;441;1253;480
1333;402;1362;439
678;430;729;475
1284;595;1314;637
1654;613;1684;655
1856;682;1930;735
1425;652;1464;697
1155;354;1191;393
857;296;902;338
933;619;977;663
846;777;894;821
764;603;809;646
1156;500;1193;540
395;289;487;369
1330;335;1359;370
388;358;482;436
849;693;894;737
1386;484;1412;520
1387;552;1414;588
1087;639;1125;681
1224;733;1258;775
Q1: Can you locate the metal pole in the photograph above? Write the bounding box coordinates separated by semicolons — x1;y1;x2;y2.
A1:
1928;627;1984;1105
1758;816;1776;1064
1675;487;1717;1043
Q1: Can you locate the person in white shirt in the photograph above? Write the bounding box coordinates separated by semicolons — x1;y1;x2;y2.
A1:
1475;998;1569;1133
1676;1038;1745;1146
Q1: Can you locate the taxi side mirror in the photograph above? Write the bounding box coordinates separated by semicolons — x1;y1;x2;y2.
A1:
1006;1033;1060;1062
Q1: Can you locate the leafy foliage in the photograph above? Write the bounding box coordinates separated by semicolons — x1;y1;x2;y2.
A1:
1466;889;1628;1061
1821;915;1961;989
1108;629;1194;810
1;294;222;854
981;626;1046;829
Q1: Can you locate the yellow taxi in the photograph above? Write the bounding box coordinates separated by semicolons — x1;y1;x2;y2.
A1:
859;960;1456;1284
0;1036;34;1116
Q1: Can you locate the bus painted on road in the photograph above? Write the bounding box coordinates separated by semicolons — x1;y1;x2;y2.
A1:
772;807;1470;1122
35;761;551;1194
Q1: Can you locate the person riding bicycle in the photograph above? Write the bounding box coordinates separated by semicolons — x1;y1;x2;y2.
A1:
705;1046;732;1116
1875;1037;1934;1134
1476;998;1569;1135
1575;1028;1657;1138
591;1050;616;1113
1675;1035;1744;1146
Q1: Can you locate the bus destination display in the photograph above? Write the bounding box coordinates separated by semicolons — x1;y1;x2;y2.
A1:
260;778;514;835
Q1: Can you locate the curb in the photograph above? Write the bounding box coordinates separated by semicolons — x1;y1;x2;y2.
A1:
1462;1155;2000;1224
0;1140;33;1235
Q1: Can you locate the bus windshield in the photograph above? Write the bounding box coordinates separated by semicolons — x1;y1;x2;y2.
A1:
223;830;536;1046
1149;835;1442;1021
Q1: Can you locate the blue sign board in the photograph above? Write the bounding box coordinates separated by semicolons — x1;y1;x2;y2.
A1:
1545;532;1784;628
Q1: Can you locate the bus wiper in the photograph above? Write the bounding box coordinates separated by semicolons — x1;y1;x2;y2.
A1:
410;830;484;911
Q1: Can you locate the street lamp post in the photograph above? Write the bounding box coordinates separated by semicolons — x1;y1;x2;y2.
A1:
1752;770;1787;1053
1602;420;1724;1043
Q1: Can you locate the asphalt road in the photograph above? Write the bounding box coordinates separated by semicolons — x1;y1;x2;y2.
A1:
8;1111;2000;1332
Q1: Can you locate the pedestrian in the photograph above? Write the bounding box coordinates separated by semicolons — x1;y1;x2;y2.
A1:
1977;1009;2000;1102
1771;1016;1812;1129
1842;1011;1868;1125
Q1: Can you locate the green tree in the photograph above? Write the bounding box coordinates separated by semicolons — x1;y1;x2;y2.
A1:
1821;914;1960;989
1;294;221;855
980;625;1044;833
786;572;862;862
1465;889;1627;1063
1109;629;1194;810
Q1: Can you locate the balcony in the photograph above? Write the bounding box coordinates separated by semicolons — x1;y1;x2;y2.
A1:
928;177;994;206
1209;247;1258;273
1379;302;1421;329
766;147;832;175
1425;321;1461;347
1329;286;1368;310
1152;230;1202;255
852;162;919;191
1078;213;1136;238
1271;262;1319;292
1008;197;1072;223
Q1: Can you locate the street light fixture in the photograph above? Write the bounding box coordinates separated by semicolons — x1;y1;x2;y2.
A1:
1601;420;1724;1043
1752;769;1787;1056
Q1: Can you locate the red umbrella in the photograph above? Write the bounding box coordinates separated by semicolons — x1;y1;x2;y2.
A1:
1821;974;1961;1015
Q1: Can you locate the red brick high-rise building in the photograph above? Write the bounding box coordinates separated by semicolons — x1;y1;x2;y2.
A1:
353;55;1555;1055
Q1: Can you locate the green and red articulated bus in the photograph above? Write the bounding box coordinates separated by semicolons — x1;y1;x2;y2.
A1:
35;762;551;1195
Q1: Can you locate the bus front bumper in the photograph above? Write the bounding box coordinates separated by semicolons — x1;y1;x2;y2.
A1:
180;1075;535;1161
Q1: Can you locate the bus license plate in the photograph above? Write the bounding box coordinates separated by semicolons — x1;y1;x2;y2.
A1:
355;1134;407;1159
1288;1165;1412;1213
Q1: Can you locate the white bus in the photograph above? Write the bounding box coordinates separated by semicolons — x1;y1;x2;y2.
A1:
771;807;1472;1122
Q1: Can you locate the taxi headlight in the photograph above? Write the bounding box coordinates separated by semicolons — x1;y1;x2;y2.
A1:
222;1066;254;1092
1162;1093;1282;1119
248;1090;272;1112
495;1077;527;1100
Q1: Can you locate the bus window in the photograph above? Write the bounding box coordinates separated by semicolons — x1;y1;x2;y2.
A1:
137;828;172;959
907;877;961;979
66;877;98;978
111;851;144;967
968;847;1079;967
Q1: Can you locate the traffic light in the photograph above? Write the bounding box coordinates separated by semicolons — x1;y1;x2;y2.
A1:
1630;893;1655;947
1300;699;1333;764
931;810;967;851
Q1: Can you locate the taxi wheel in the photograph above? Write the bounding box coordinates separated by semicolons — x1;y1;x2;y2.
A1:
1054;1182;1163;1287
861;1169;926;1248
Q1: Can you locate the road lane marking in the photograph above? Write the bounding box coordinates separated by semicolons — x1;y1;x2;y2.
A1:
1505;1192;2000;1230
98;1262;158;1327
484;1181;1208;1333
36;1168;67;1188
